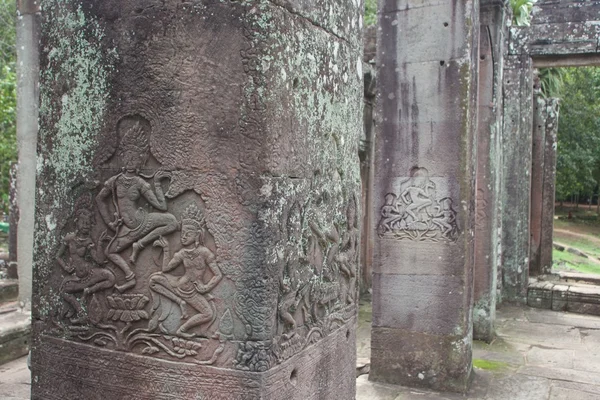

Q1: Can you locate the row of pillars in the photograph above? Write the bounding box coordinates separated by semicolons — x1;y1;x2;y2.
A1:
369;0;561;391
21;0;559;397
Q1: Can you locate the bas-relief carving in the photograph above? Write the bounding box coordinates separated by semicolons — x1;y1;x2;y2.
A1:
262;193;358;368
50;115;358;372
377;167;460;242
52;115;228;366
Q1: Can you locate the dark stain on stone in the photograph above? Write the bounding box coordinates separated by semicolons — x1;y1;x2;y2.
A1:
411;76;419;164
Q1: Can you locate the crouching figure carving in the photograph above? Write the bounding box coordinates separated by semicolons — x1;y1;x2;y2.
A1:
56;195;116;324
148;203;223;338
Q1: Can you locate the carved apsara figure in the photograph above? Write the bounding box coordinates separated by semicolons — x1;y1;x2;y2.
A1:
278;202;312;338
378;193;406;233
149;203;223;338
377;167;460;242
400;167;436;226
56;195;116;324
336;197;359;305
96;121;178;291
308;220;341;317
432;197;458;237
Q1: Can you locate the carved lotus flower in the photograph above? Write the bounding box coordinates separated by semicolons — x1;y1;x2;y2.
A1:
171;337;202;356
107;294;150;322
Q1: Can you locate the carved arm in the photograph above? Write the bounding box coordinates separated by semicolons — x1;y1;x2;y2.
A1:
55;241;74;274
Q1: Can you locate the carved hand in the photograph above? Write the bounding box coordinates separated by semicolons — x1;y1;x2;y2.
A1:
193;281;208;294
152;236;168;248
98;231;111;243
154;170;172;182
108;214;122;231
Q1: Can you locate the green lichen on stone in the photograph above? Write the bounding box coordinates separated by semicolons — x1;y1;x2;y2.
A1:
39;0;116;186
34;0;117;312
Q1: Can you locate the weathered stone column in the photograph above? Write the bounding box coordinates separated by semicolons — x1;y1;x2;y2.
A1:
16;0;41;309
31;1;362;398
501;55;533;303
473;0;509;342
360;65;376;292
8;163;19;280
371;0;479;392
534;97;560;275
529;89;546;277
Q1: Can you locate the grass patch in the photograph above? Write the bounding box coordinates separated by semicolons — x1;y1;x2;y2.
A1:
554;219;600;237
473;359;509;371
553;249;600;275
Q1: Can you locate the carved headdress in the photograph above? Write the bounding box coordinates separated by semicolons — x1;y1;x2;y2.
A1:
74;194;94;219
181;203;205;231
120;121;149;154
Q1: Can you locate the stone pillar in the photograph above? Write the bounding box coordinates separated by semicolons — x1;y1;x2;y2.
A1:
473;0;509;342
360;65;376;293
8;163;19;280
371;0;479;392
31;1;362;399
501;55;533;304
15;0;41;309
539;98;560;275
529;90;546;277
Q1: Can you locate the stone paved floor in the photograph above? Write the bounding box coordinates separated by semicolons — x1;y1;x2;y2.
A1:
357;299;600;399
1;301;599;399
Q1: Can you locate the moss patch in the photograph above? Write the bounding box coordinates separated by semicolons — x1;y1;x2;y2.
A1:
473;358;509;371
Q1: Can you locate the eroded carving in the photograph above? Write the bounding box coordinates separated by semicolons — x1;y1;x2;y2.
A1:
377;167;459;242
267;191;359;365
149;203;223;338
56;195;116;324
51;115;228;367
95;118;178;292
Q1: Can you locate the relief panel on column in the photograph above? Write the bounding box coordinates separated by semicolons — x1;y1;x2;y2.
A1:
377;167;460;243
51;114;234;366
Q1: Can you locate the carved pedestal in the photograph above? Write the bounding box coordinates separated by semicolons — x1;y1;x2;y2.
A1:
31;1;362;399
371;0;479;392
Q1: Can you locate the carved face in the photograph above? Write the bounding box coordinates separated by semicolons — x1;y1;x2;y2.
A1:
181;224;201;246
76;213;92;235
121;148;146;172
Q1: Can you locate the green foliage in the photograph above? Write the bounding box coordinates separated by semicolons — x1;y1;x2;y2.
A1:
510;0;536;26
0;0;17;215
364;0;377;27
538;68;566;98
555;67;600;203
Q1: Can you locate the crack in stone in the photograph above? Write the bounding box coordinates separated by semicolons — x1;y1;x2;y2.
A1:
265;0;350;44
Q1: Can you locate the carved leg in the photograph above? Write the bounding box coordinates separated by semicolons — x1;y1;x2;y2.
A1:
405;206;417;223
177;313;212;338
149;276;188;318
62;292;83;314
83;270;116;298
62;291;86;324
106;253;136;292
280;309;296;331
129;242;144;263
132;214;178;262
